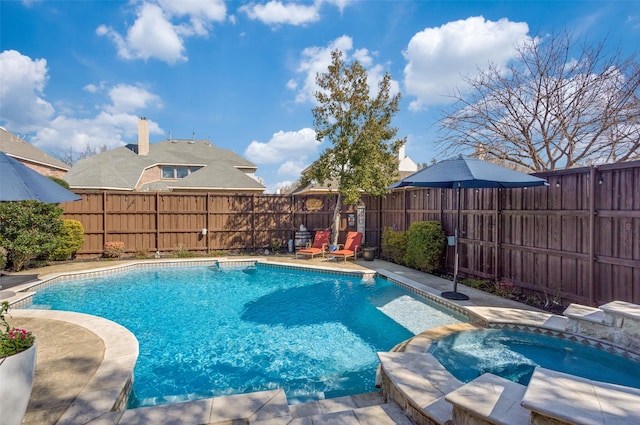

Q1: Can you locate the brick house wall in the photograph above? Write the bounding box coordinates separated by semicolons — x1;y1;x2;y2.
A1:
136;165;164;189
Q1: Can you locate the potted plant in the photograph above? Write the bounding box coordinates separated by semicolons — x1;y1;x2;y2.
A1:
361;243;377;261
0;301;37;425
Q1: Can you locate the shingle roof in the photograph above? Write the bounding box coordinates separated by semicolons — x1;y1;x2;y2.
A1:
64;139;265;192
286;170;417;195
0;127;69;171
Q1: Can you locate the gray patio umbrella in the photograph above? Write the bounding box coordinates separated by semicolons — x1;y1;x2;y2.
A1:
391;155;547;300
0;151;80;203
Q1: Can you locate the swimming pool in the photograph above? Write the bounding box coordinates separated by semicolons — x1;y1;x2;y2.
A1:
28;262;466;407
428;329;640;389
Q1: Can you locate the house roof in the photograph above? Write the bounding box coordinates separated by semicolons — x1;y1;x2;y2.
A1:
287;170;417;195
0;126;69;171
287;145;419;195
64;138;265;192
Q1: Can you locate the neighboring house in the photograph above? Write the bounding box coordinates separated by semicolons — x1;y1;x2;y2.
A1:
64;118;265;193
0;126;70;178
288;144;419;195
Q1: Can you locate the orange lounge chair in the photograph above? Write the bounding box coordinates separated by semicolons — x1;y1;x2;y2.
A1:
330;231;363;262
295;230;330;259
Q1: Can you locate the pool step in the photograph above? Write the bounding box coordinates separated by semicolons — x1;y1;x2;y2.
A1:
288;392;414;424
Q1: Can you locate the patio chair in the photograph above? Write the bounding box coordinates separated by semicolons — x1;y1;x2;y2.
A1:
295;230;330;259
330;231;363;262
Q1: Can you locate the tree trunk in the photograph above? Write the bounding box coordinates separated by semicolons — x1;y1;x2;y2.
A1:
331;192;342;246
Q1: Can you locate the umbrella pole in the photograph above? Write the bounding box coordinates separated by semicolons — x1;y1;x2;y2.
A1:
442;185;469;300
453;202;460;292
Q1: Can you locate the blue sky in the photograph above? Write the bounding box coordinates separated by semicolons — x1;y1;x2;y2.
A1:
1;1;639;192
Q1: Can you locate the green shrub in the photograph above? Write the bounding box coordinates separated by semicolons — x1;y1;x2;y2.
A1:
404;221;446;273
103;241;125;258
0;247;6;271
0;201;64;271
381;227;408;265
52;219;85;261
49;176;71;189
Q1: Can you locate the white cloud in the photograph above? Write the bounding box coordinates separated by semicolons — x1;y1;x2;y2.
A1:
98;3;186;64
367;63;400;101
97;1;226;64
83;83;100;93
0;50;163;155
289;35;399;104
31;111;164;154
244;128;319;167
277;160;306;176
157;0;226;19
403;16;531;110
240;0;355;26
106;84;163;113
291;35;352;103
157;0;226;36
352;47;374;67
0;50;54;132
325;0;351;13
240;1;321;26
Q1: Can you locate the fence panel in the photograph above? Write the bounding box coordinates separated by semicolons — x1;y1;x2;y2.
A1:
62;161;640;305
592;164;640;304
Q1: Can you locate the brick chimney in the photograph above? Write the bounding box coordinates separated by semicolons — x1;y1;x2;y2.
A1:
138;117;149;156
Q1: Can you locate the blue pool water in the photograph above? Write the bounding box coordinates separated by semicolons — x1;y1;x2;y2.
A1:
428;329;640;388
29;263;465;407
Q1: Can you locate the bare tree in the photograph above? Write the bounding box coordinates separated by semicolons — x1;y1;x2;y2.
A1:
438;31;640;171
54;144;108;166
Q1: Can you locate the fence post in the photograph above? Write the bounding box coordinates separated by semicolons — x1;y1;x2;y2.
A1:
102;191;107;250
403;188;408;231
290;194;295;245
588;166;597;305
494;188;500;282
155;192;160;253
252;194;256;251
378;196;383;248
440;189;445;227
206;192;211;254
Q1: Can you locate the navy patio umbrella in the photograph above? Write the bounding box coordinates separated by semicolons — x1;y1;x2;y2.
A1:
0;151;80;203
391;155;547;300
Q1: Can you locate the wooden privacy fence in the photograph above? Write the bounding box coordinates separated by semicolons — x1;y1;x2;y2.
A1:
65;193;307;256
61;160;639;306
384;160;640;306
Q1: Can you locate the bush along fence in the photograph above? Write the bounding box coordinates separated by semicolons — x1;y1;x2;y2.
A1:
58;161;640;306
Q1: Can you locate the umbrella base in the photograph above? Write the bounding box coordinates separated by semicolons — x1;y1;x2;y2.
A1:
441;291;469;301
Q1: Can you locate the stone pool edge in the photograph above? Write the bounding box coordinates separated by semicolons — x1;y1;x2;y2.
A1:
10;309;138;424
377;304;640;425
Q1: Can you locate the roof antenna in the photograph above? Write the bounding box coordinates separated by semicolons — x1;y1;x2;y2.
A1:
189;131;195;144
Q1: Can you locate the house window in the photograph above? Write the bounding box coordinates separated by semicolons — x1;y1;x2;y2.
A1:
162;167;175;179
161;166;202;179
176;166;189;178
